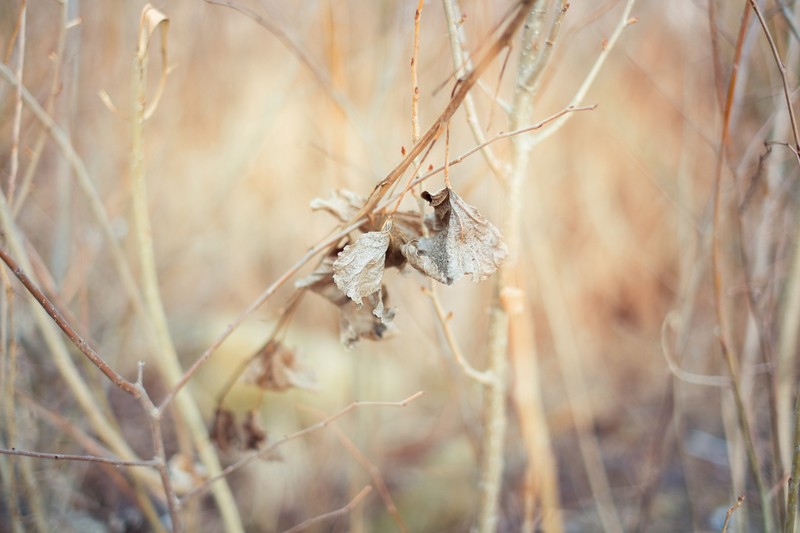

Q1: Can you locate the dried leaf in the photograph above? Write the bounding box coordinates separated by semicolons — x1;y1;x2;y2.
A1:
339;289;398;349
299;246;398;349
385;210;424;269
210;408;239;452
401;187;507;284
309;189;365;222
244;340;316;391
333;222;391;306
242;410;268;450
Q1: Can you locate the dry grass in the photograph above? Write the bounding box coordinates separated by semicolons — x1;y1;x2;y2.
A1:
0;1;798;532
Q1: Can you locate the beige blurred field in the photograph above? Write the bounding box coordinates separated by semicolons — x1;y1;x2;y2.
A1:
1;1;797;532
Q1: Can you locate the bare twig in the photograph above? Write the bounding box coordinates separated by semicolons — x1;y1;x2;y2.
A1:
660;312;730;387
7;1;25;205
528;0;638;148
411;0;424;144
0;447;158;468
0;242;181;529
1;9;26;520
711;3;772;531
0;246;140;396
126;7;240;531
297;404;409;533
442;0;508;182
205;0;353;119
182;391;425;503
423;286;493;385
281;485;373;533
353;0;536;220
721;495;745;533
748;0;800;160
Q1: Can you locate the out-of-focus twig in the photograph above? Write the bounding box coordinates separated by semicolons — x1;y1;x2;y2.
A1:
353;0;536;220
205;0;354;119
423;286;492;385
298;403;409;533
442;0;507;182
126;6;241;532
0;447;158;467
281;485;373;533
0;246;139;396
776;0;800;45
710;3;772;531
0;242;179;529
7;1;25;205
529;0;638;148
748;0;800;160
182;391;424;502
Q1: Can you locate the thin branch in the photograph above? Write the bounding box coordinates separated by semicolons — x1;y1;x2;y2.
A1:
127;8;237;530
660;312;730;387
0;245;140;397
749;0;800;159
353;0;536;220
0;448;158;468
298;404;409;533
721;495;745;533
528;0;638;148
7;1;25;205
423;286;493;385
442;0;508;182
411;0;424;143
711;3;772;531
0;243;182;528
205;0;353;119
182;391;425;503
281;485;373;533
776;0;800;47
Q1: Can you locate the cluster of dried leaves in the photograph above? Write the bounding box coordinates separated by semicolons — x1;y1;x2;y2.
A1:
210;186;506;452
299;186;508;348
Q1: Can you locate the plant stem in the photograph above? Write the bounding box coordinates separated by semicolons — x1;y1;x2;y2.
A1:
128;27;243;532
477;3;555;531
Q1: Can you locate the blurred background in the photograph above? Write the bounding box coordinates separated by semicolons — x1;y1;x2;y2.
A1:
0;0;797;532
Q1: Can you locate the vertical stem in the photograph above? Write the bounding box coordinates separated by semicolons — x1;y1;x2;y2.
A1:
129;47;244;532
478;3;556;531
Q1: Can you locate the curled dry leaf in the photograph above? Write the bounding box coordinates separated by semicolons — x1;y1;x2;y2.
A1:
243;409;268;450
296;254;347;305
385;210;424;269
339;287;398;349
401;187;507;284
244;340;316;391
297;254;397;349
210;408;239;452
309;189;365;222
333;222;393;309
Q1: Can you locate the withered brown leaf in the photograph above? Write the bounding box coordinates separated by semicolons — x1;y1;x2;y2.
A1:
244;340;316;391
339;288;397;349
309;189;365;222
297;256;397;349
210;408;239;452
401;187;507;284
333;222;391;306
242;409;268;450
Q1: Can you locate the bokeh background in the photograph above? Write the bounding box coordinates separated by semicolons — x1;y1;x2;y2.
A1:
1;1;797;532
